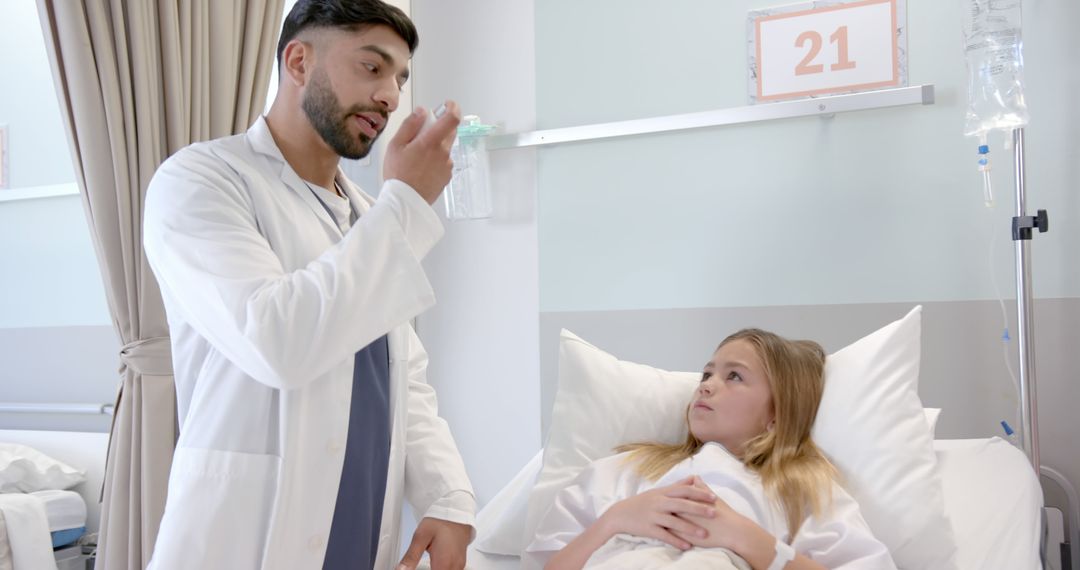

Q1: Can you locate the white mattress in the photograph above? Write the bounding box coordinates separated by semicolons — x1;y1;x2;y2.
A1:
453;437;1043;570
28;490;87;532
935;437;1042;570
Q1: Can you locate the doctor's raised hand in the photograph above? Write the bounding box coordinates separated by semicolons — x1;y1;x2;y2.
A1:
385;101;462;205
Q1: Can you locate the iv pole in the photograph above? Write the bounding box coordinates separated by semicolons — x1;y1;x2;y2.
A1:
1010;126;1048;472
1013;126;1080;570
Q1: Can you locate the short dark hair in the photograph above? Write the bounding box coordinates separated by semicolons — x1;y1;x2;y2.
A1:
276;0;419;69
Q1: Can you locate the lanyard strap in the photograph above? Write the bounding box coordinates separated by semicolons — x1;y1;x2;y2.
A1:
304;181;356;232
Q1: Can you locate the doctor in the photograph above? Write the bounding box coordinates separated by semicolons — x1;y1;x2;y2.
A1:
142;1;475;568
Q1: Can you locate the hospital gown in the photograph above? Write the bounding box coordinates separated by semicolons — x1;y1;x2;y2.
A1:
524;442;897;569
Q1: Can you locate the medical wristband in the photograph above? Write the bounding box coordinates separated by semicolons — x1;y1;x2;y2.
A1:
766;538;796;570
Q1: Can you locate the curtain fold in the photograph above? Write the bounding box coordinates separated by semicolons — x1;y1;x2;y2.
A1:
35;1;284;567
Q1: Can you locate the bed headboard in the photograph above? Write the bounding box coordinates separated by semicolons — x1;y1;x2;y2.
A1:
0;429;110;534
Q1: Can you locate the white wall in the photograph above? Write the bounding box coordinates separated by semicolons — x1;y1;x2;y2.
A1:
0;2;115;431
534;0;1080;312
0;325;118;433
0;2;109;329
410;0;541;509
0;195;111;328
0;1;75;189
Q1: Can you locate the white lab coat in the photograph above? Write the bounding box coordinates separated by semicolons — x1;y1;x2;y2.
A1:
524;443;896;570
142;116;475;570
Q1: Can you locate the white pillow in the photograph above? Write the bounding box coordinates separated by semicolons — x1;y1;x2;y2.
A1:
0;443;86;493
521;307;958;570
520;330;701;561
813;307;956;569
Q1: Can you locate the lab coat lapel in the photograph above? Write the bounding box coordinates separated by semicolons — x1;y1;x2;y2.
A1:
281;167;342;236
246;116;341;236
386;325;407;432
374;324;409;570
336;173;374;216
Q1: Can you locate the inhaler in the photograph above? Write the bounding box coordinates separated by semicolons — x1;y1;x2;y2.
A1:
444;115;497;220
419;106;498;220
962;0;1029;207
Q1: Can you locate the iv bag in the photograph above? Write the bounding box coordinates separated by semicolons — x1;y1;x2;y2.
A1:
962;0;1029;137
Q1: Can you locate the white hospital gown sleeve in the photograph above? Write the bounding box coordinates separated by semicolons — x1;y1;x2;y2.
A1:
791;483;898;569
523;455;629;569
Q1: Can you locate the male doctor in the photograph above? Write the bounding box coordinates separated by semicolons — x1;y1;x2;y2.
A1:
142;1;475;568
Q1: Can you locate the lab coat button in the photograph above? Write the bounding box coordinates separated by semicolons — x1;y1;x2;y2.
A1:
308;534;325;551
327;439;343;454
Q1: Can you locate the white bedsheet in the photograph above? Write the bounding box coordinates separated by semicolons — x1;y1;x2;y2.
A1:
31;490;87;532
455;437;1043;570
585;536;750;569
0;493;60;570
460;549;519;570
936;437;1042;570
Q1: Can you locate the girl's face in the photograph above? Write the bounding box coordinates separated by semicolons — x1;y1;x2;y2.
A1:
688;339;775;454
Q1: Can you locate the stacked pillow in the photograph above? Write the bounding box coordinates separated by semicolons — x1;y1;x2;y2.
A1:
500;306;957;569
0;443;86;493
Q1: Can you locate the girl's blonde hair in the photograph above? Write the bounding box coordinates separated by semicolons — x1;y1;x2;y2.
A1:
616;328;836;538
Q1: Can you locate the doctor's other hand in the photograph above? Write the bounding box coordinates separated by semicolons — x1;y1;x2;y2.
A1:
384;101;462;205
596;475;718;551
396;517;470;570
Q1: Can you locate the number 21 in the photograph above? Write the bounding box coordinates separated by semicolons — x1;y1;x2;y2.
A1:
795;26;857;75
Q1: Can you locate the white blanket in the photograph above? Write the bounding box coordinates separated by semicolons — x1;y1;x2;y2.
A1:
526;443;896;570
586;534;751;570
0;493;59;570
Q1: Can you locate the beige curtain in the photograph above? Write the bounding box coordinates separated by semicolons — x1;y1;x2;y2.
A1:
35;1;284;568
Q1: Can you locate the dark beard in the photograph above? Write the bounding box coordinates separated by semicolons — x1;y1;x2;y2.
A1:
301;68;383;160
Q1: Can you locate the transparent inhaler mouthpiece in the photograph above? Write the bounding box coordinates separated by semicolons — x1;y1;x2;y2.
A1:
444;115;497;220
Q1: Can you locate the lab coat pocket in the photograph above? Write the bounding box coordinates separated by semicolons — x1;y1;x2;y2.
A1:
152;447;281;570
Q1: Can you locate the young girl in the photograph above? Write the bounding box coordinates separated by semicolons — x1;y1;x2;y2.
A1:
524;329;897;570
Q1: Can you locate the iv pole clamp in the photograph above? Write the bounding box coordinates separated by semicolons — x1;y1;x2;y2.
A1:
1011;127;1046;473
1012;209;1049;241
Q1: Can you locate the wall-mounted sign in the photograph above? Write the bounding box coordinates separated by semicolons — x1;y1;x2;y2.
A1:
749;0;907;103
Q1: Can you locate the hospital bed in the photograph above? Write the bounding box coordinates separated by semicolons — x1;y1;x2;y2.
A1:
0;429;109;569
457;437;1043;570
452;311;1051;570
